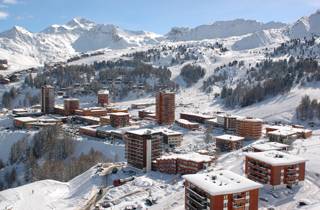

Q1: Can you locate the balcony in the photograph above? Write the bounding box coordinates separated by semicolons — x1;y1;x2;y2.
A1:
186;194;207;209
186;187;207;201
248;174;268;184
233;196;246;206
233;204;246;210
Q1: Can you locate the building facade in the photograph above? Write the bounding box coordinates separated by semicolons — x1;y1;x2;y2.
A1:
98;90;109;106
153;153;213;174
215;134;245;152
124;129;162;171
110;112;130;128
183;170;262;210
64;98;80;116
41;85;55;114
180;113;214;124
245;151;306;188
156;92;175;125
235;117;263;140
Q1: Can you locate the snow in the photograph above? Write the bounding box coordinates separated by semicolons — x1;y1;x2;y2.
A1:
245;150;306;166
183;170;263;196
157;152;213;163
215;134;245;141
251;142;289;152
0;165;104;210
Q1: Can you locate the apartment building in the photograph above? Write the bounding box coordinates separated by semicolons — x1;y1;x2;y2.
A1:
156;92;175;125
245;151;306;188
153;152;213;174
176;119;200;130
124;129;162;171
235;117;263;140
161;129;183;148
64;98;80;116
97;90;109;106
251;142;289;152
41;85;55;114
183;170;262;210
180;113;214;124
110;112;130;128
215;134;245;152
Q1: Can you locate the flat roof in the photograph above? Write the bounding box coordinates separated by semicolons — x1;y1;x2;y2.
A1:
159;128;182;136
246;151;306;166
98;90;109;94
252;142;289;151
267;125;311;136
126;128;161;136
180;112;214;119
236;117;263;123
176;118;199;125
183;170;262;196
157;152;212;163
109;112;129;116
14;117;37;122
215;134;244;142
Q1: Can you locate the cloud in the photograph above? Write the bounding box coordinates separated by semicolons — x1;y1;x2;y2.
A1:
2;0;17;4
0;11;8;19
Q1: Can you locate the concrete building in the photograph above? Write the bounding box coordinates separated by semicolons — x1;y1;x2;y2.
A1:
153;152;213;174
160;129;183;148
215;134;245;152
252;142;289;152
75;107;108;117
245;151;306;188
100;116;110;125
266;125;312;144
180;113;214;124
235;117;263;140
124;129;162;171
176;119;200;130
183;170;262;210
14;117;37;128
110;112;130;128
41;85;55;114
64;98;80;116
156;92;175;125
97;90;109;106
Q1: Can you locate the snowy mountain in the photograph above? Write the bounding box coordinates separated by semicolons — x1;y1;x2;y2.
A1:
0;18;161;72
289;10;320;39
232;28;288;51
166;19;287;41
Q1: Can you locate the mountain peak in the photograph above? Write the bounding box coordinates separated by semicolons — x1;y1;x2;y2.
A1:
0;25;32;39
66;17;96;29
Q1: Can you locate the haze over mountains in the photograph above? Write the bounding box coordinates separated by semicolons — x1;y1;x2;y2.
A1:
0;11;319;69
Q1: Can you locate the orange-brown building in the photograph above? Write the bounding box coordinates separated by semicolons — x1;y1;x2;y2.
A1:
64;98;80;116
41;85;55;114
215;134;245;152
175;119;200;130
75;107;108;117
153;152;213;174
97;90;109;106
183;170;262;210
110;112;130;128
235;117;263;140
156;92;175;125
245;151;306;188
180;113;214;124
79;125;99;137
124;129;162;171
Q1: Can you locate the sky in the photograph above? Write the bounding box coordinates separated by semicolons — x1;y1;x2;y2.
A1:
0;0;319;34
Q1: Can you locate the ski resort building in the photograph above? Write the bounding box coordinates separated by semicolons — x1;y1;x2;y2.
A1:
124;129;162;171
161;129;183;148
266;125;312;144
183;170;262;210
110;112;130;128
75;107;108;117
64;98;80;115
235;117;263;140
215;134;245;152
153;152;213;174
41;85;55;114
156;92;175;125
97;90;109;106
252;142;289;152
175;119;200;130
180;113;214;124
0;59;8;70
245;151;306;188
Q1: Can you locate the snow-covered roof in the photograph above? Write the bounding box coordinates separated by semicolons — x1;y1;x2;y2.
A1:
236;117;263;123
98;90;109;95
126;128;161;136
215;134;244;142
180;112;214;119
176;118;199;125
252;142;289;151
14;117;37;122
109;112;129;116
246;151;306;166
183;170;262;196
267;125;311;136
157;152;213;163
158;128;182;136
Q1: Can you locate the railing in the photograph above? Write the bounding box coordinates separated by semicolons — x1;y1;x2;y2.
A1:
186;187;207;201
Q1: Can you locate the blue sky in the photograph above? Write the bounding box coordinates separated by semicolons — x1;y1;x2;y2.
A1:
0;0;319;34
